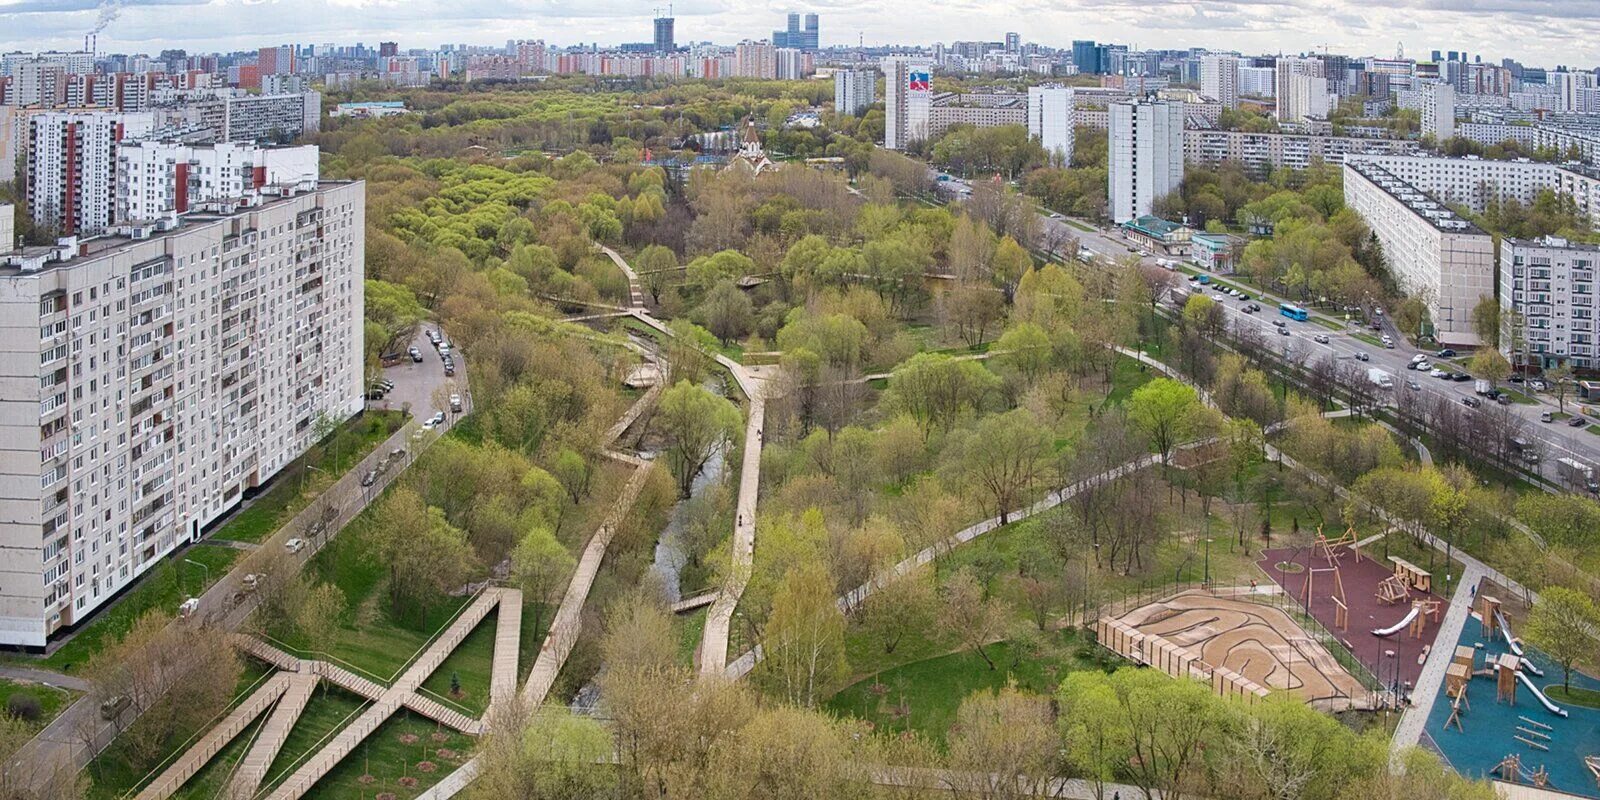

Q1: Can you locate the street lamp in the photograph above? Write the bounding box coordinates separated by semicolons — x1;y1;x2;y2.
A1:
183;558;210;590
1204;538;1212;588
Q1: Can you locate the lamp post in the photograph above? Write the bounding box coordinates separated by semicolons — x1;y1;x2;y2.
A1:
1204;538;1212;589
183;558;210;590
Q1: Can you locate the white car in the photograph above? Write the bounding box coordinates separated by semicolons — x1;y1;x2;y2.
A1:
1430;368;1449;378
449;393;463;412
1312;334;1330;344
285;538;306;554
1415;360;1432;371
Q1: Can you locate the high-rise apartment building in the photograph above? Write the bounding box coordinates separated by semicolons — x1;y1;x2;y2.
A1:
734;41;777;79
1343;161;1494;345
834;68;876;117
1200;54;1240;109
882;56;932;151
1;51;94;79
1027;85;1075;166
1108;100;1183;224
25;111;156;238
1553;70;1597;113
257;45;296;76
115;142;320;222
1419;82;1456;141
1500;236;1600;369
1275;57;1329;122
654;16;676;53
0;179;366;648
10;58;68;108
1005;32;1021;53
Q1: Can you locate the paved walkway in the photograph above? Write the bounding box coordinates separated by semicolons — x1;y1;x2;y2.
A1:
1390;561;1486;765
0;665;92;692
131;674;293;800
225;672;317;800
698;392;765;677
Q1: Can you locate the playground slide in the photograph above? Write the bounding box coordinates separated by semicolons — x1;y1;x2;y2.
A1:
1516;670;1570;718
1495;610;1548;676
1371;606;1420;638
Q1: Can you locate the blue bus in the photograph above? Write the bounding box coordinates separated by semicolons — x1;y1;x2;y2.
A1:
1279;303;1309;321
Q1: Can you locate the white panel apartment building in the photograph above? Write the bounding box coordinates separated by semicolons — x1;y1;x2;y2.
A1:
1027;85;1075;166
1184;130;1419;175
25;111;156;238
1275;57;1329;123
0;181;365;647
1420;82;1456;141
1342;153;1600;229
834;68;875;117
1200;54;1240;109
1343;161;1495;345
1109;100;1184;224
882;56;932;151
1500;237;1600;369
116;142;321;223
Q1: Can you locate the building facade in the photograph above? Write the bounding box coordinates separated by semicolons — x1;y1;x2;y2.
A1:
882;56;932;151
1342;153;1600;230
0;180;366;648
1027;84;1075;166
834;69;876;117
1501;236;1600;369
1;203;12;252
25;111;157;238
115;142;320;222
1200;54;1240;109
1275;57;1329;123
1420;81;1456;141
1109;100;1183;224
1183;129;1420;175
1343;161;1495;345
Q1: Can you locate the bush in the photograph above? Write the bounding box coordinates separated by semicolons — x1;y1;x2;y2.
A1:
6;692;42;722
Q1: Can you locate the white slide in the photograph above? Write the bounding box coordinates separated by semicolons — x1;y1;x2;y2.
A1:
1516;670;1570;718
1496;610;1547;676
1372;606;1419;638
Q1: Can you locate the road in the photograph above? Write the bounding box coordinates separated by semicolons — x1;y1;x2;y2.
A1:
928;169;1600;492
7;325;467;797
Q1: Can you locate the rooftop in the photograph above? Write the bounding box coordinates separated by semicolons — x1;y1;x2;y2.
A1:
1346;161;1486;235
1504;235;1600;252
1121;215;1190;238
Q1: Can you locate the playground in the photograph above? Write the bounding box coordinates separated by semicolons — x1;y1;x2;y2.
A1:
1258;530;1445;691
1098;589;1369;708
1425;588;1600;799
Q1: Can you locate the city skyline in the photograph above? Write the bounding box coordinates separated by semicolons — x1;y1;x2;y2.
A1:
3;0;1600;68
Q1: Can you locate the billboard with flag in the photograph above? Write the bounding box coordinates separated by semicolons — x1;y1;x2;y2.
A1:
907;71;930;91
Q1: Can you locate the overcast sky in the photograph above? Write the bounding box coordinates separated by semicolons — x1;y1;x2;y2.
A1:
2;0;1598;69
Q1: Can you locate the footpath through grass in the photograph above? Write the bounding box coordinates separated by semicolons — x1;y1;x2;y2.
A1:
0;677;75;730
25;544;240;674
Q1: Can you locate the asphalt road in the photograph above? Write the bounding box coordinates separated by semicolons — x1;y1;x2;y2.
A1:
932;169;1600;491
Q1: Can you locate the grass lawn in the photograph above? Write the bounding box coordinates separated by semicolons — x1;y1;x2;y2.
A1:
209;411;405;545
261;687;368;792
827;633;1117;740
1064;218;1095;233
676;607;707;668
304;709;475;800
417;613;497;716
0;677;75;730
165;715;267;800
1351;332;1385;348
1546;684;1600;709
26;544;240;674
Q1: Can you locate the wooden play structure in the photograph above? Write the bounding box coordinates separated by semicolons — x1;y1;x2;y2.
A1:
1376;575;1410;605
1301;562;1349;632
1584;754;1600;790
1497;653;1523;704
1388;555;1432;593
1494;753;1551;787
1480;595;1503;639
1313;527;1361;566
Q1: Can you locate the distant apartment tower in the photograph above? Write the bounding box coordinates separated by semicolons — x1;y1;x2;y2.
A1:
1072;41;1101;75
1005;32;1021;53
834;68;876;116
0;203;12;252
772;12;819;51
10;58;69;107
1108;100;1183;224
1200;55;1240;109
0;179;365;648
115;142;320;222
882;56;933;151
1553;70;1597;113
1275;57;1329;122
734;41;777;79
1420;82;1456;141
258;45;296;76
1501;236;1600;369
1028;85;1075;166
654;16;676;52
803;14;819;51
0;51;94;79
379;42;399;58
1343;161;1494;345
25;111;156;237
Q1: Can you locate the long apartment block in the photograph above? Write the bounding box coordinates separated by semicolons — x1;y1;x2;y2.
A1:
1344;152;1600;229
1500;237;1600;370
0;181;365;648
1343;161;1495;346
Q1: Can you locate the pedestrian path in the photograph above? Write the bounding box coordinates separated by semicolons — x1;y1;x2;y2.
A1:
1391;562;1486;765
489;597;522;711
225;672;318;800
131;674;292;800
698;392;765;677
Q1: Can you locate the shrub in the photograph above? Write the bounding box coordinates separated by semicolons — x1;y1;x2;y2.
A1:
6;692;42;722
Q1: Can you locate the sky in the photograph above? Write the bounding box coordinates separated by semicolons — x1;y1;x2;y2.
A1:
2;0;1599;70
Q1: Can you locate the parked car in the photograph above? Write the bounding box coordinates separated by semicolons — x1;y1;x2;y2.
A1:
1436;348;1457;358
1451;372;1472;382
1355;352;1370;362
444;362;456;377
100;695;131;720
1542;411;1555;423
1407;380;1422;391
361;469;377;487
449;393;463;412
1239;293;1252;302
1497;394;1512;405
178;597;200;619
1249;303;1262;312
1461;396;1481;408
285;538;306;554
1415;360;1432;371
408;346;422;362
1430;368;1449;378
1570;416;1589;427
1241;305;1256;314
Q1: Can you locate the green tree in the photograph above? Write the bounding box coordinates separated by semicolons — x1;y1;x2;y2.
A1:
658;381;743;498
1126;378;1205;464
1472;296;1502;348
1526;586;1600;693
512;526;576;633
995;323;1053;387
1469;348;1511;387
884;352;1000;436
695;280;755;346
942;409;1052;524
760;562;849;708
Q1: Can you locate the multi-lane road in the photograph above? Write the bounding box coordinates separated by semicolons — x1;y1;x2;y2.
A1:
932;171;1600;491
